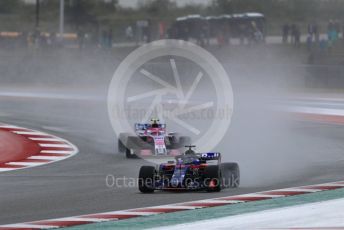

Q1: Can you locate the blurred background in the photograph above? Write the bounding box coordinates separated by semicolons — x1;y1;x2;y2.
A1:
0;0;343;49
0;0;343;88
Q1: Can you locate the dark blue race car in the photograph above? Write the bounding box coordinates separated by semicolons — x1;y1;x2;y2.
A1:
138;146;240;193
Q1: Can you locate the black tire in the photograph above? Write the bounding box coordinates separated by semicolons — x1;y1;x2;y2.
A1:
125;147;138;158
125;136;139;159
118;139;126;153
118;133;130;153
167;135;178;148
204;165;221;192
138;166;156;193
220;163;231;188
221;163;240;188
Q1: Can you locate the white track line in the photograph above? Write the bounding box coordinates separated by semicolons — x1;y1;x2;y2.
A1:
38;144;71;148
287;106;344;116
0;123;78;173
28;156;65;160
2;180;344;229
44;217;109;223
232;193;286;198
184;199;243;204
0;223;58;229
0;125;23;129
40;150;73;154
6;162;45;166
12;131;48;135
152;205;200;210
28;137;62;141
102;211;160;216
272;188;322;193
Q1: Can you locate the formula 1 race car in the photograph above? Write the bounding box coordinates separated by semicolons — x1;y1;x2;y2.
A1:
138;146;240;193
118;119;191;158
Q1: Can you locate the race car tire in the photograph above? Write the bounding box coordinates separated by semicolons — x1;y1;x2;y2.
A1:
125;147;138;158
204;165;222;192
118;139;126;153
138;166;156;193
167;135;178;148
221;163;240;188
118;133;130;153
125;136;140;158
220;163;230;188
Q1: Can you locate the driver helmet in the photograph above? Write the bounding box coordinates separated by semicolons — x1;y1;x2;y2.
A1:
151;118;159;128
185;149;195;155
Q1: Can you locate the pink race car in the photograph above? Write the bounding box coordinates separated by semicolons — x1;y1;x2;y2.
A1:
118;119;191;158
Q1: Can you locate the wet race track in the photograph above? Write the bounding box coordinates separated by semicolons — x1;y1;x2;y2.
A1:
1;46;344;225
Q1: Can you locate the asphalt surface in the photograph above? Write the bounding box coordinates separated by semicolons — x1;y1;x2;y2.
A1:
1;46;344;225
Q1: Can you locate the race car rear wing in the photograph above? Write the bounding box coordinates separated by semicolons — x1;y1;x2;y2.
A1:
200;152;221;161
135;123;166;130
